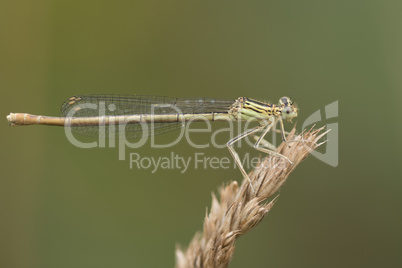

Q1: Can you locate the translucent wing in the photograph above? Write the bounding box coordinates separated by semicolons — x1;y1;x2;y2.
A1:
60;94;234;139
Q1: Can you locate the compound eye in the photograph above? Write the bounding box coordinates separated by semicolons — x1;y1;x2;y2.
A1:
280;96;290;105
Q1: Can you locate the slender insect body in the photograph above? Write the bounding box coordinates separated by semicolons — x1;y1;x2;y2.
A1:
7;94;299;194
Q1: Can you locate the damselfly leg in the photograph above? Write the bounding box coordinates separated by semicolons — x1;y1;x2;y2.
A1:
227;120;292;194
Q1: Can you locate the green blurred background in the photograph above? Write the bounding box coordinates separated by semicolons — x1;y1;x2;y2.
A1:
1;0;401;267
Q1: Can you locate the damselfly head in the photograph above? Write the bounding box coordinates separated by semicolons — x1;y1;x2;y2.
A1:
279;96;298;122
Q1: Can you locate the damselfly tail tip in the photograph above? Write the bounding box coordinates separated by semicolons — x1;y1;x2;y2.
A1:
6;113;12;122
6;113;17;126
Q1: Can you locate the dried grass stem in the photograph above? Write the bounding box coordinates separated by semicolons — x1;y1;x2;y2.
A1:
175;127;327;268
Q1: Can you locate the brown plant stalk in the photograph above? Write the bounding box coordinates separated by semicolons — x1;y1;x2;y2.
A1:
175;127;328;268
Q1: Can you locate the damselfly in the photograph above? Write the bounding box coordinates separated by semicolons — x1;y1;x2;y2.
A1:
7;95;298;192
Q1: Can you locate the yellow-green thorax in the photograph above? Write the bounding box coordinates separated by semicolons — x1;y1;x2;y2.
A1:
230;96;298;123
